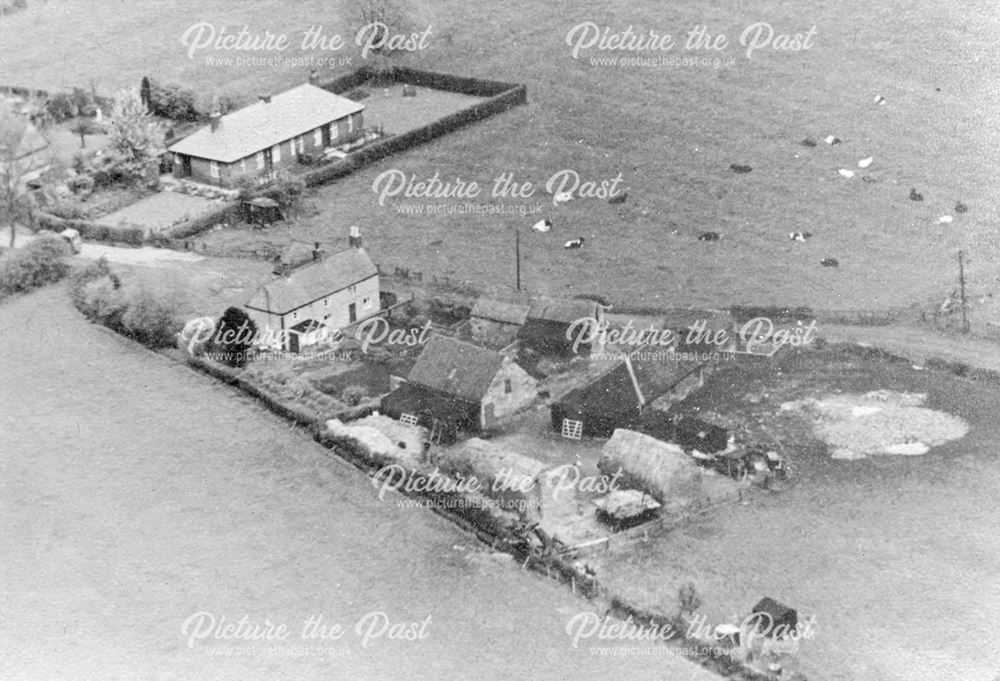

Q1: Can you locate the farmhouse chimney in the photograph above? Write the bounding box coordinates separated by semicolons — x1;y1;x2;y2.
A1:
209;111;221;132
349;225;362;249
308;69;320;86
258;93;272;104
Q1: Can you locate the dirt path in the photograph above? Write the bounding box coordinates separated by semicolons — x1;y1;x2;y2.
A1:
820;323;1000;373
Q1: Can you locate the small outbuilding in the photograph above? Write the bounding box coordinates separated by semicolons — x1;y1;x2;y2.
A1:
469;297;530;348
518;297;605;356
750;597;799;638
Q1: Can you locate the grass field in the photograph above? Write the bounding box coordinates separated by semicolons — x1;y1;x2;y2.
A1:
4;2;999;312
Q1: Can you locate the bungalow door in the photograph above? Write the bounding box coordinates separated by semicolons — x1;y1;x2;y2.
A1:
180;155;192;177
321;124;332;148
262;147;274;177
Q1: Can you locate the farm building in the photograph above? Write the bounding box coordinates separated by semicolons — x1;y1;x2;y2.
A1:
660;308;736;353
382;336;538;441
518;297;605;356
244;244;379;353
167;83;364;187
597;429;703;505
551;352;705;439
469;297;530;348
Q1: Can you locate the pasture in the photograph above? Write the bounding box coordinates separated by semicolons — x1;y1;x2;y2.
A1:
4;1;998;312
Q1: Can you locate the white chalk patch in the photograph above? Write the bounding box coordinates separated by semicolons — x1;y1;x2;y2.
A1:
838;169;856;179
858;157;873;168
938;215;954;224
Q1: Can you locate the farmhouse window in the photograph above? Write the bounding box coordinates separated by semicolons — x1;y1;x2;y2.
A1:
273;144;281;162
256;152;264;169
313;129;322;147
504;379;512;394
209;161;219;178
323;298;329;307
292;312;298;320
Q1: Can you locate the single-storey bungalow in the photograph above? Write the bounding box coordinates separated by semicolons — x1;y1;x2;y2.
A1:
518;297;605;357
245;245;379;353
551;351;705;439
469;297;530;348
382;335;538;441
167;83;364;187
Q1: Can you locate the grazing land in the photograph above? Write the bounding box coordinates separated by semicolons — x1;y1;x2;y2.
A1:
4;1;999;312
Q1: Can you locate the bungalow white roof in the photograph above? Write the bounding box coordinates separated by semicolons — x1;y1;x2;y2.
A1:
168;84;364;164
245;247;377;316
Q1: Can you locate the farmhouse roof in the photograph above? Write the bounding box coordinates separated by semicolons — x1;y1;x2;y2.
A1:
245;247;377;315
168;84;364;163
471;297;530;325
407;336;505;404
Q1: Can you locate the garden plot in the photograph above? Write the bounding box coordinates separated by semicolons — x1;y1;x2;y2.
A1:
781;390;969;459
95;191;224;235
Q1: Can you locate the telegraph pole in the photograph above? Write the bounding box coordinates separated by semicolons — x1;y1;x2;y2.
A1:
958;250;969;334
515;229;521;291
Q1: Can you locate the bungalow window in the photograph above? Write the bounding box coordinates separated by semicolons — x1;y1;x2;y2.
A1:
273;144;281;162
313;128;322;147
330;122;338;140
289;139;296;157
504;379;512;394
240;158;247;173
256;152;264;169
348;114;354;133
209;161;220;178
297;136;305;154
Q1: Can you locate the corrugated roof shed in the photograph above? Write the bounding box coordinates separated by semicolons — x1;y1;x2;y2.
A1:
407;336;505;403
471;298;530;325
246;247;377;315
168;84;364;163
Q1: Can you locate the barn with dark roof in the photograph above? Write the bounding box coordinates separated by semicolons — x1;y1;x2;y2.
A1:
551;352;705;439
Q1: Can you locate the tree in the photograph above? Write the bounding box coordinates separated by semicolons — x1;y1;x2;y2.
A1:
354;0;413;77
0;101;48;248
106;87;166;180
209;306;258;368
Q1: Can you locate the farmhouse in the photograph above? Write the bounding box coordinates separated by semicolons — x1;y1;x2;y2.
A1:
518;297;605;357
244;245;379;353
167;83;364;187
551;352;705;439
469;297;530;348
382;336;537;441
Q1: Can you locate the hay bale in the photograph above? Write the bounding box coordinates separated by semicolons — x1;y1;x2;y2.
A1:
436;438;546;517
598;429;702;504
322;417;423;467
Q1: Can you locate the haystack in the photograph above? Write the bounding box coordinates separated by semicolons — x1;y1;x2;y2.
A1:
436;438;547;518
323;415;426;467
598;429;702;505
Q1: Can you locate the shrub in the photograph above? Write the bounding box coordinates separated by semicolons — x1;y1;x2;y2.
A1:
46;92;77;121
119;277;185;348
342;384;368;406
207;306;257;368
677;582;702;616
0;235;71;297
147;80;199;121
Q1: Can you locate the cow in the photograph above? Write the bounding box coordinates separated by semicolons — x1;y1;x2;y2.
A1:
698;231;722;242
532;218;552;232
789;231;813;242
564;237;585;249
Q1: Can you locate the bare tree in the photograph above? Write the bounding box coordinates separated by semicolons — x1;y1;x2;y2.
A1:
0;101;49;249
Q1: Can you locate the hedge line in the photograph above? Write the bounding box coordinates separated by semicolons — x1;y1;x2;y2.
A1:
36;211;147;247
303;83;527;188
161;201;243;240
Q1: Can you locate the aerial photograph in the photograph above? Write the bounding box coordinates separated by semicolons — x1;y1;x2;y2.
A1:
1;1;997;679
